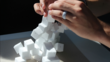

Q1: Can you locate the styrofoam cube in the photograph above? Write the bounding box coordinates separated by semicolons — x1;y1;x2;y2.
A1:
41;16;53;27
42;42;53;56
38;23;47;32
42;56;60;62
35;37;46;49
19;47;31;60
30;44;40;56
46;47;56;58
54;43;64;52
31;27;43;40
57;26;65;33
51;23;59;32
15;57;26;62
41;31;52;41
46;14;55;22
51;32;59;41
24;39;34;51
34;50;43;61
48;35;60;46
48;39;57;46
14;42;23;54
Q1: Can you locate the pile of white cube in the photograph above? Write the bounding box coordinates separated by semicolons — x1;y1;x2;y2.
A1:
13;14;68;62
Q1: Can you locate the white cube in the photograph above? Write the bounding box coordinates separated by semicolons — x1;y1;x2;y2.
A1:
46;14;55;22
42;42;53;56
51;23;59;32
51;32;59;41
24;39;34;51
38;23;47;32
42;56;60;62
14;42;23;54
35;37;46;49
46;47;56;58
31;27;43;40
41;16;53;27
19;47;31;60
48;35;60;46
41;31;52;41
54;43;64;52
15;57;26;62
57;26;65;33
34;50;43;61
30;44;40;56
48;39;57;46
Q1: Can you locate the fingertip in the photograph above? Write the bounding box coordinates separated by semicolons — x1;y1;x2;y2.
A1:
48;4;52;10
48;10;52;15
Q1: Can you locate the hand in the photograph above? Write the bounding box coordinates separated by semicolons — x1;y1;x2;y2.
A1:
33;0;56;17
48;0;109;43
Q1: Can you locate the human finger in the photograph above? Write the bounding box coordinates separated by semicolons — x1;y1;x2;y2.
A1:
48;0;75;15
49;0;86;16
40;0;49;17
33;3;43;15
51;16;71;27
49;10;74;22
40;0;46;9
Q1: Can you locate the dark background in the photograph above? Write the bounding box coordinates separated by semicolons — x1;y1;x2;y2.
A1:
0;0;110;35
1;0;41;35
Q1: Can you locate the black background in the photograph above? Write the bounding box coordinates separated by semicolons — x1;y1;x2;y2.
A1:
0;0;110;35
1;0;41;35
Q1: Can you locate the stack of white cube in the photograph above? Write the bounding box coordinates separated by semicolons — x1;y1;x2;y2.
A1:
13;14;67;62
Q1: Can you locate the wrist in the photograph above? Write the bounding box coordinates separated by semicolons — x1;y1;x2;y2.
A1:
96;32;110;48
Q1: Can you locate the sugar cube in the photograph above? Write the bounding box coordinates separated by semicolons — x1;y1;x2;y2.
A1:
30;44;40;56
42;42;53;56
54;43;64;52
34;50;43;61
15;57;26;62
40;31;52;41
46;14;55;22
35;37;46;49
31;27;43;40
46;47;56;58
24;39;34;51
19;47;31;60
14;42;23;54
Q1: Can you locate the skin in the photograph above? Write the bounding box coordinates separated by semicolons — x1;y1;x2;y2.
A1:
33;0;110;48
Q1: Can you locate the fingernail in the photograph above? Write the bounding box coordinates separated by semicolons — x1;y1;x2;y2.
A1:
38;11;42;15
